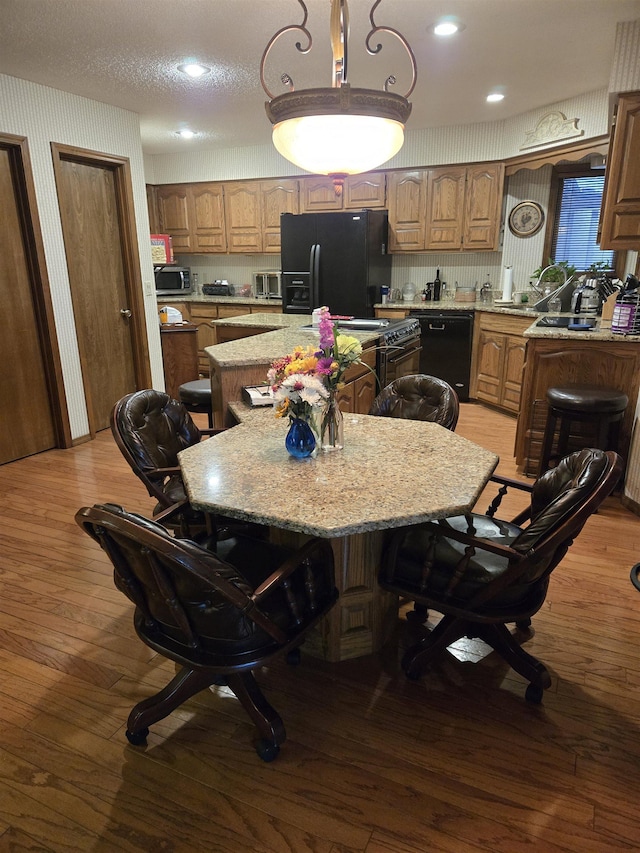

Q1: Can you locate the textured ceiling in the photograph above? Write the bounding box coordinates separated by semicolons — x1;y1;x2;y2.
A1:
1;0;640;155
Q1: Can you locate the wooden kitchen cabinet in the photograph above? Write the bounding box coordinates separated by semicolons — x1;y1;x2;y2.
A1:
300;173;386;212
156;184;192;252
387;170;428;252
599;91;640;250
189;303;250;374
260;179;300;253
156;182;227;253
146;184;159;234
224;181;262;253
336;346;377;413
515;336;640;476
425;166;466;250
425;163;505;251
160;323;199;398
190;183;226;252
471;312;531;414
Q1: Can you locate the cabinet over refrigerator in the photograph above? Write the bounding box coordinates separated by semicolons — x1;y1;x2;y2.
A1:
280;210;392;317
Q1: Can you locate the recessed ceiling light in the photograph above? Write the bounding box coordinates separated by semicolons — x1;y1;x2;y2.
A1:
486;92;505;103
177;129;196;139
177;62;210;78
434;21;459;36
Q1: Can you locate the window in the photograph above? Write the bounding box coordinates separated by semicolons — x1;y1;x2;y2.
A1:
547;165;617;274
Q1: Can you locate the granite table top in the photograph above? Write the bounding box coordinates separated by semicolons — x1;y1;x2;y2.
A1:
179;413;499;538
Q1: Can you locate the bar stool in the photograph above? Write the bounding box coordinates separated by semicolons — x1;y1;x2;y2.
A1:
538;385;628;475
178;379;213;429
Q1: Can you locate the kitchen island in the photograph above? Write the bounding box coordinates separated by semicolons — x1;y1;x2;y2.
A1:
205;313;381;428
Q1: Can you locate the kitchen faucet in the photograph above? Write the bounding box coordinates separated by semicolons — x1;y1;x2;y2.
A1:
531;263;574;297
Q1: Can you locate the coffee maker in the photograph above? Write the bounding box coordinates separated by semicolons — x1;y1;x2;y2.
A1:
571;279;601;316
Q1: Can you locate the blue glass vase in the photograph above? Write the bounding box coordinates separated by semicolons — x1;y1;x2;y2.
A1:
285;417;316;459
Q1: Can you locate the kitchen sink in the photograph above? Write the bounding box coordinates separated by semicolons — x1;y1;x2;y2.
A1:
536;316;596;329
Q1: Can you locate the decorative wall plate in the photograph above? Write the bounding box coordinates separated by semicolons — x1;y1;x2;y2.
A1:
508;201;545;237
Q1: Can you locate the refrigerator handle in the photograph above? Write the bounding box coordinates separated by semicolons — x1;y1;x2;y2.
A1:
312;243;320;308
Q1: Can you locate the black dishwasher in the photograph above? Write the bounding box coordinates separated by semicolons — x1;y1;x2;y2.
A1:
409;311;474;401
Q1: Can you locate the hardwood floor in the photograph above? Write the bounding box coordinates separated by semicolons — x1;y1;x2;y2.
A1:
1;403;640;852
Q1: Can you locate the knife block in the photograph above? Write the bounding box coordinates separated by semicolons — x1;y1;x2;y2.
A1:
599;292;617;329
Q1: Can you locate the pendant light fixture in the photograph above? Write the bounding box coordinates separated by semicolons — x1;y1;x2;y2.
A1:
260;0;416;195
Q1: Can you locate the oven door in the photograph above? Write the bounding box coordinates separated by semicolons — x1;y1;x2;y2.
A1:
379;338;421;387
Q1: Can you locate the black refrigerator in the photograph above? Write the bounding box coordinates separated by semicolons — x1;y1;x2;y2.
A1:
280;210;392;317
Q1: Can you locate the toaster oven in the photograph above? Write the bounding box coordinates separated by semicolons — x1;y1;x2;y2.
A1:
253;271;282;299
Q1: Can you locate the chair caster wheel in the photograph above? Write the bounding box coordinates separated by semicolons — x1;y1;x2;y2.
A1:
126;727;149;746
516;618;532;630
286;648;301;666
256;739;280;762
525;683;544;704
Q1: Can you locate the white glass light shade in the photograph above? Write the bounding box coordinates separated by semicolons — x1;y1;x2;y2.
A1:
266;85;411;179
272;113;405;176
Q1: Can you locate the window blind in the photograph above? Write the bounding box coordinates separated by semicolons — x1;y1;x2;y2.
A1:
552;175;614;272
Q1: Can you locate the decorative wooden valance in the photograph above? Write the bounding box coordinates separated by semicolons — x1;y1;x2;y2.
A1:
505;135;609;176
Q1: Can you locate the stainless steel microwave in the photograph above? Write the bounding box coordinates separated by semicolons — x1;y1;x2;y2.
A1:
154;265;192;296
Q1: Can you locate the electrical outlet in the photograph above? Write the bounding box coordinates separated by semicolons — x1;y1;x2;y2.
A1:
144;281;153;296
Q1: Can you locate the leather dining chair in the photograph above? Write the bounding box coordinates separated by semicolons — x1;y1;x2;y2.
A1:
369;374;460;431
76;502;338;761
379;449;622;703
111;389;263;545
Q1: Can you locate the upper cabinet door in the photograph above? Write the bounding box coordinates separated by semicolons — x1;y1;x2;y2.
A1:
261;179;299;253
301;176;344;211
224;182;262;252
190;183;227;252
599;91;640;250
425;166;466;250
156;185;192;251
387;171;428;252
463;163;505;251
343;173;386;209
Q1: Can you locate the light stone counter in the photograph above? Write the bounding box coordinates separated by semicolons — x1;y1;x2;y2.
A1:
205;323;381;369
179;413;498;661
179;414;498;538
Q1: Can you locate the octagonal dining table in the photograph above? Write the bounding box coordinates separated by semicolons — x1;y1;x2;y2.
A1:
179;409;499;661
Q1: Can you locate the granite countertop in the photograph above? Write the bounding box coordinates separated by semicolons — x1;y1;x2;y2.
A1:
158;294;282;306
377;299;541;318
179;414;499;538
205;320;381;368
210;312;308;329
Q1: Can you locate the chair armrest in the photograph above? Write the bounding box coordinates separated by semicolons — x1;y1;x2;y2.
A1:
147;465;182;477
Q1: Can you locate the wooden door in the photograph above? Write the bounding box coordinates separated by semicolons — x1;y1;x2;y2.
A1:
53;149;147;433
387;171;427;252
599;91;640;249
156;184;192;251
426;166;466;250
463;163;505;250
300;176;343;211
190;183;226;252
343;173;386;209
0;145;63;463
224;182;262;252
261;179;299;253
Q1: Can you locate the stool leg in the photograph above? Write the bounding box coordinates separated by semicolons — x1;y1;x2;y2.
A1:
207;409;213;429
556;415;571;461
539;410;557;475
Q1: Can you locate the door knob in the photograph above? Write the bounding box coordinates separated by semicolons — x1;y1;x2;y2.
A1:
120;308;132;318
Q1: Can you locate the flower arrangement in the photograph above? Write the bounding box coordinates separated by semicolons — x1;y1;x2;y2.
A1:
267;345;329;426
267;307;372;452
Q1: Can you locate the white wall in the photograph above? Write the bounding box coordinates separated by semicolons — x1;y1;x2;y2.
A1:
0;73;164;441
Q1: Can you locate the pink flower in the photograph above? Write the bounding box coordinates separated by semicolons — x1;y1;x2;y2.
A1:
318;307;335;350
